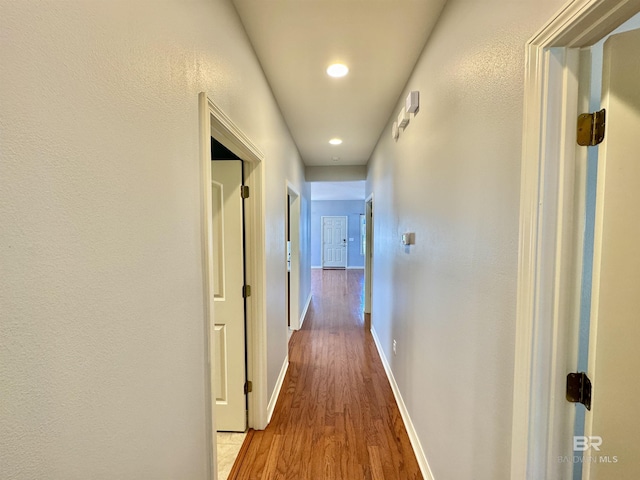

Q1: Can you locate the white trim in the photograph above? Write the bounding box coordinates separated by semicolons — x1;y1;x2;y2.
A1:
511;2;638;479
200;93;269;480
364;194;374;315
370;327;434;480
209;101;264;162
267;357;289;423
286;181;301;330
198;93;216;480
312;265;363;270
299;292;312;328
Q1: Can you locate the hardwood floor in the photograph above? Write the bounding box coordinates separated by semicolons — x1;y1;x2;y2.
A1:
230;269;422;480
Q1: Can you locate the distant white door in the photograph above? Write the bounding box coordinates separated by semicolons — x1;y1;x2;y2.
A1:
211;160;246;432
322;216;347;268
583;28;640;480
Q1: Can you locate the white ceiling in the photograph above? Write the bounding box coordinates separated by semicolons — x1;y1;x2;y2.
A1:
311;181;365;201
232;0;447;166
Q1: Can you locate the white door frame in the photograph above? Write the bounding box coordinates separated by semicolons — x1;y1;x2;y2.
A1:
364;194;374;315
321;215;348;268
199;93;268;480
286;181;301;330
511;2;640;479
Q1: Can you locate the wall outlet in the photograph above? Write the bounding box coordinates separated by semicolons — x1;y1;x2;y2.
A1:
393;339;397;356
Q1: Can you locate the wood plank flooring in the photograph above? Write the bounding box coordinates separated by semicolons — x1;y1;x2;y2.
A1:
230;269;422;480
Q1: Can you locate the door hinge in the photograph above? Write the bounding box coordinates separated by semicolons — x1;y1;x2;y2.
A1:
240;185;250;199
577;109;606;146
244;380;252;394
242;285;251;298
566;372;592;410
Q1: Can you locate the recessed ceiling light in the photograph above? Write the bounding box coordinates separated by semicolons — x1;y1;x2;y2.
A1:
326;64;349;78
329;138;342;145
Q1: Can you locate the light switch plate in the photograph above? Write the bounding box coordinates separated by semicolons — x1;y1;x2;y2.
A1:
398;109;409;129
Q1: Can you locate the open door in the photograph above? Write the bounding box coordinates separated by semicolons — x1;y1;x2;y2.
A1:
582;27;640;479
364;195;373;330
211;159;247;432
510;7;640;480
286;183;301;330
286;193;291;328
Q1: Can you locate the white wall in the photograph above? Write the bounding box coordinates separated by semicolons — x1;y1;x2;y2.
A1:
366;0;565;478
0;1;309;478
299;186;312;320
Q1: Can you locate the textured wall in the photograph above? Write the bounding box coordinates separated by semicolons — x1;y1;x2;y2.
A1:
366;0;565;478
0;1;308;478
311;200;365;268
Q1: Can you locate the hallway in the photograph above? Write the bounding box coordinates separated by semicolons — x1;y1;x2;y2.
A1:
230;269;422;479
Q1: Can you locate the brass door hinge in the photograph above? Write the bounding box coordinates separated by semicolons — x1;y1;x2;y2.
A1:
577;109;606;146
242;285;251;298
244;380;252;394
566;372;592;410
240;185;250;199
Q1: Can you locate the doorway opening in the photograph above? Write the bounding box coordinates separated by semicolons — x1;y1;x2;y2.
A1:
511;3;640;479
211;144;248;435
309;181;367;327
286;183;301;331
199;93;268;480
364;194;374;331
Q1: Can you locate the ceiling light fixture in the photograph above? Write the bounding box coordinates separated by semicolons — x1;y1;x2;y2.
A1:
329;138;342;145
326;64;349;78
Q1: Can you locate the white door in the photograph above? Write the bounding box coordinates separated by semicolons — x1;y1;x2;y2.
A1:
322;216;347;268
211;160;246;432
583;28;640;479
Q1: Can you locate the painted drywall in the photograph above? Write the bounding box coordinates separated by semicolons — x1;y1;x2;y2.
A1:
299;192;312;315
311;181;366;201
305;165;367;181
311;201;365;268
365;0;565;478
0;1;309;478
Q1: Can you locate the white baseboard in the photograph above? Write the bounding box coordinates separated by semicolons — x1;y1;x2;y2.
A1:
312;266;364;269
370;326;435;480
267;356;289;424
299;293;312;328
